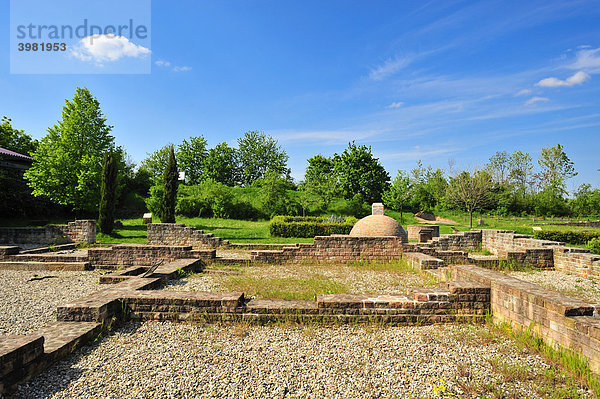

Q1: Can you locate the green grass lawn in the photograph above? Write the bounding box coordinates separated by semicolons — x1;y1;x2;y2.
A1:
3;211;599;246
97;216;315;245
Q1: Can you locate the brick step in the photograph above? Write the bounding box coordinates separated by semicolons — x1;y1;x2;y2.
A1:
402;252;444;270
9;254;88;262
129;311;485;324
36;321;102;359
0;261;91;271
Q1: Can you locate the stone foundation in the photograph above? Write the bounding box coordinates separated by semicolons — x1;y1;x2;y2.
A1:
0;220;96;247
407;225;440;241
147;223;227;248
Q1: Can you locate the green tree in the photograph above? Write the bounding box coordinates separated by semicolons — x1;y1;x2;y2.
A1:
538;144;577;196
160;145;179;223
0;117;38;155
259;171;294;217
304;155;339;209
333;142;390;204
98;149;118;234
237;131;289;186
139;144;173;183
447;170;492;228
382;170;412;223
24;87;115;213
203;142;238;186
178;136;208;184
508;150;533;192
486;151;510;185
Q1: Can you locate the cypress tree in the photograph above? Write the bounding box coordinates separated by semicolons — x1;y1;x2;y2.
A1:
98;149;118;234
160;145;178;223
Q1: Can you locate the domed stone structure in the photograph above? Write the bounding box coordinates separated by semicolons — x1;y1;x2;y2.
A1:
349;203;408;242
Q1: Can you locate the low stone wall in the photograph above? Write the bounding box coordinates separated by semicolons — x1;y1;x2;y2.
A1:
423;231;482;251
452;264;600;374
147;223;226;248
251;236;411;263
407;225;440;241
0;220;96;247
87;244;215;268
481;229;597;273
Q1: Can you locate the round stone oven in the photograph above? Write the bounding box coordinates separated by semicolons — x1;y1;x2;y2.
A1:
349;203;408;241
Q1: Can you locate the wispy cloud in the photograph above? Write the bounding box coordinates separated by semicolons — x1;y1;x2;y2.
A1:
386;101;405;109
515;89;532;96
71;34;150;64
369;56;415;81
155;59;192;72
377;145;460;161
525;96;550;106
536;71;590;87
568;47;600;73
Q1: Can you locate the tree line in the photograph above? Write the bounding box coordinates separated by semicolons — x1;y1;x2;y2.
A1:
1;87;598;232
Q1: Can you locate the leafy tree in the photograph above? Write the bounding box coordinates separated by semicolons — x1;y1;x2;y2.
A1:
139;144;173;183
160;145;178;223
259;170;294;217
24;87;115;213
508;150;533;192
237;131;289;186
177;136;208;184
538;144;577;196
383;170;412;223
98;149;118;234
486;151;510;185
304;155;339;209
447;170;492;228
571;184;600;217
333;141;390;204
203;142;238;186
0;117;38;155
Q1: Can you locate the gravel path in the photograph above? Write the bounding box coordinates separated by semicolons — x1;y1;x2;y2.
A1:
15;322;592;398
165;263;434;296
509;270;600;303
0;270;100;335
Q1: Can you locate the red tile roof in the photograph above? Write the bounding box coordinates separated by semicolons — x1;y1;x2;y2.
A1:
0;147;34;161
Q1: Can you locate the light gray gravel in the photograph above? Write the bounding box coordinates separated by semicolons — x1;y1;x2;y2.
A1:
509;270;600;303
0;270;101;335
15;322;592;398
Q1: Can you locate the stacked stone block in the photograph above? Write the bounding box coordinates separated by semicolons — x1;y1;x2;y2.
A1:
87;244;215;269
407;225;440;241
0;219;96;247
147;223;226;248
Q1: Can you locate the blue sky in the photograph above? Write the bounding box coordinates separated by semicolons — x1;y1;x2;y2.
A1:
1;0;600;190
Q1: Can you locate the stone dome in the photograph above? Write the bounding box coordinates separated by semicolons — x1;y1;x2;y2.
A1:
349;214;407;240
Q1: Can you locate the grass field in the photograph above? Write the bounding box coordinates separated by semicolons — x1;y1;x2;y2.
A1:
2;211;599;245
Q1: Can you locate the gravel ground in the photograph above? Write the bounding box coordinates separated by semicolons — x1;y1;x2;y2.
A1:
0;270;100;335
509;270;600;303
15;322;592;398
165;263;434;296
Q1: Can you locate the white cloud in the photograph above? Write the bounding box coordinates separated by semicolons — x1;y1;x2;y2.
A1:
71;34;150;63
525;96;549;106
569;47;600;73
377;145;459;161
386;101;405;109
536;71;590;88
173;66;192;72
515;89;532;96
154;60;192;72
369;56;414;81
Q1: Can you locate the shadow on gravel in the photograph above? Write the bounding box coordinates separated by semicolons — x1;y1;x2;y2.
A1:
13;321;144;399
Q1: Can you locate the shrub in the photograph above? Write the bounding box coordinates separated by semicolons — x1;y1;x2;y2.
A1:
588;238;600;255
270;215;358;238
533;230;600;246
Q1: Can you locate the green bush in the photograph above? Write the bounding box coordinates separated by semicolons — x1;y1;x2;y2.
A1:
533;230;600;245
270;215;358;238
588;238;600;255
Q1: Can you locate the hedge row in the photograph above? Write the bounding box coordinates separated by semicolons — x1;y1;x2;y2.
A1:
533;230;600;245
270;216;358;238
